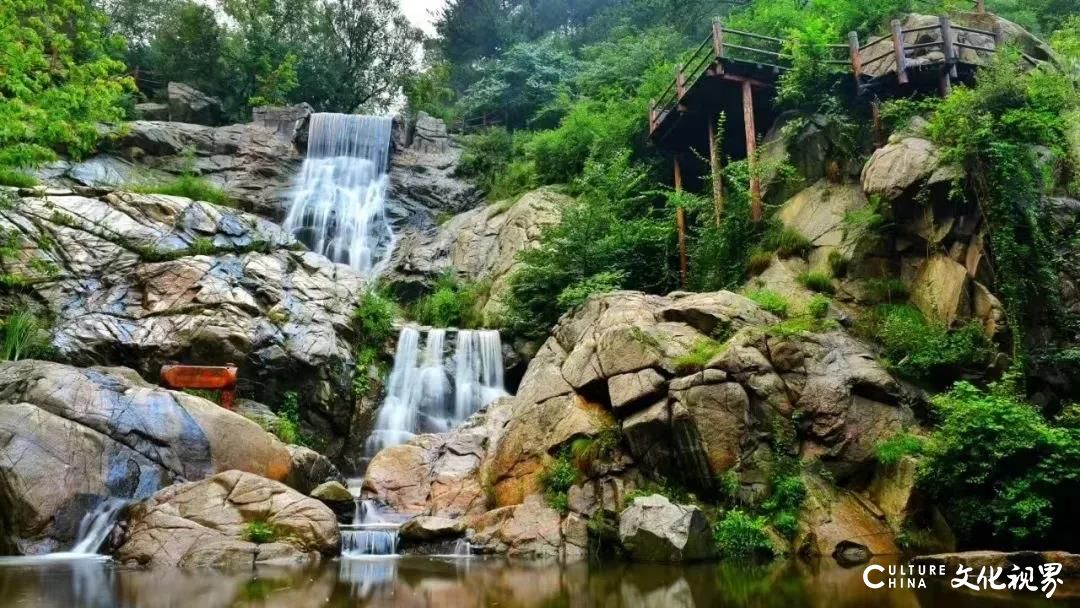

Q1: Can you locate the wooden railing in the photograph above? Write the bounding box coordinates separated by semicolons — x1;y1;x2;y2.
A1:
161;363;239;410
650;10;1018;135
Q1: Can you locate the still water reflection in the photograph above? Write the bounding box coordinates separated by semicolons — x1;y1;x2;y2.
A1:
0;555;1074;608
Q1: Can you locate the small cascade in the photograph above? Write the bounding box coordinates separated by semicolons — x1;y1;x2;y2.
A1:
283;113;396;278
363;327;508;463
69;499;126;555
341;525;400;557
452;538;471;557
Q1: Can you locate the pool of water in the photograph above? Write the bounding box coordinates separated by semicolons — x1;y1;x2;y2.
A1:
0;555;1074;607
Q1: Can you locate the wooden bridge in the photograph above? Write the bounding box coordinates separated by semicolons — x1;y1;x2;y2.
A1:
647;4;1048;284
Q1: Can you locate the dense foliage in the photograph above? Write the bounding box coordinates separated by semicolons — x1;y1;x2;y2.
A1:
921;382;1079;549
0;0;133;172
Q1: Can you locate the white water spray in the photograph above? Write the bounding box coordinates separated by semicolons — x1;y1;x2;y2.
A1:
363;327;507;463
283;113;396;278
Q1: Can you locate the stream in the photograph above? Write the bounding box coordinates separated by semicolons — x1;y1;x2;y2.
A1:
0;556;1074;607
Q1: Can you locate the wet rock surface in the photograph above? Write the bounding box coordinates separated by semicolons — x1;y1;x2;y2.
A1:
116;470;339;568
0;188;366;462
0;361;313;555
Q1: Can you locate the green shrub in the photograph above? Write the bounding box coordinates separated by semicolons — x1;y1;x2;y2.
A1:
763;227;812;259
570;425;622;475
189;237;215;255
876;432;925;466
0;169;38;188
798;271;834;294
555;271;623;310
133;175;232;206
807;295;830;319
243;521;276;544
863;278;909;303
746;250;773;276
745;289;789;318
713;510;774;560
0;309;51;361
409;273;488;329
273;391;305;446
920;382;1080;549
354;289;397;345
673;339;726;374
540;449;578;514
827;251;850;277
869;305;990;380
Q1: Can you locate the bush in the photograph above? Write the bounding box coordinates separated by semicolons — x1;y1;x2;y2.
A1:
712;510;774;560
868;305;990;380
920;382;1079;549
746;250;773;276
798;271;834;294
133;175;232;206
243;521;276;544
763;227;812;259
827;251;850;277
409;273;488;329
354;289;397;345
746;289;789;318
273;391;305;446
0;169;38;188
555;271;623;310
0;310;51;361
807;295;830;319
863;278;909;303
673;339;726;374
540;449;578;513
876;432;925;466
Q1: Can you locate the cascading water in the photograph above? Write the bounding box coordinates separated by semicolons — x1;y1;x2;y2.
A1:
0;498;126;563
283;113;396;278
364;327;507;462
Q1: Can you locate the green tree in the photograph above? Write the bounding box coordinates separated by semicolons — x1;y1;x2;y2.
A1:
144;1;227;97
0;0;133;168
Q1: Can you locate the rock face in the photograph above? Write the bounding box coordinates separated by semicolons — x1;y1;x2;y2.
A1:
618;495;715;562
0;361;338;555
37;112;308;218
167;82;224;126
116;470;339;568
389;187;567;308
364;289;921;562
468;495;588;561
0;188;366;461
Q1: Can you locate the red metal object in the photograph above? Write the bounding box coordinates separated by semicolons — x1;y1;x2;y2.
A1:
161;363;239;410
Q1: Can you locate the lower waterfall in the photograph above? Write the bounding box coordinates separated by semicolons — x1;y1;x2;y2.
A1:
363;327;508;462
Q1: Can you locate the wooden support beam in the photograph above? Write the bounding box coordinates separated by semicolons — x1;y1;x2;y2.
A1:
712;19;725;61
677;65;687;100
741;80;762;222
939;16;955;96
992;23;1005;48
848;31;862;92
649;99;657;134
707;116;724;227
975;0;986;14
161;363;239;410
891;19;909;86
674;155;688;288
871;100;884;149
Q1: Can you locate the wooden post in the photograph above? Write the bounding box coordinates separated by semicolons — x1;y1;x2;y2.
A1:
649;99;657;134
707;116;724;226
676;65;687;100
939;16;954;96
975;0;986;13
713;19;725;61
891;19;909;85
674;156;688;288
848;31;863;92
741;80;762;222
871;100;884;149
992;23;1005;49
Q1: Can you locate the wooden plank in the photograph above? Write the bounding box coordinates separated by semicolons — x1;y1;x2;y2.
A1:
892;19;909;85
707;116;724;226
674;156;687;288
160;363;239;410
848;31;863;90
742;80;762;222
713;19;725;61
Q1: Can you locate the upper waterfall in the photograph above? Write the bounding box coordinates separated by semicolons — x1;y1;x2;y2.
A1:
283;113;396;278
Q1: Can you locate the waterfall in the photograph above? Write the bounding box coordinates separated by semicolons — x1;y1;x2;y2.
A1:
68;499;126;555
283;113;396;278
363;327;507;464
341;525;399;557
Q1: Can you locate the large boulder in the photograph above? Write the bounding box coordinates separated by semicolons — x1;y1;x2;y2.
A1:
0;361;318;555
0;188;366;462
467;494;588;561
38;113;307;218
388;187;566;306
115;470;339;568
618;495;715;562
167;82;223;126
861;137;942;202
777;181;868;271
